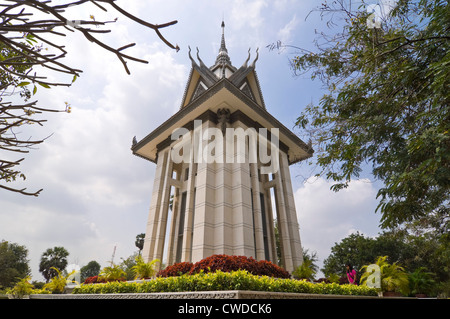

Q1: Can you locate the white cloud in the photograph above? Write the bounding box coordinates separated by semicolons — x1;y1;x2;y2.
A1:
295;176;381;275
230;0;268;29
277;15;299;44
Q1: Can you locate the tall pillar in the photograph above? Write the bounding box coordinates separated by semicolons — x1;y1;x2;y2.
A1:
142;149;172;269
279;152;303;269
250;162;265;260
273;155;294;272
166;174;180;266
261;173;278;265
153;149;173;266
181;154;196;262
230;160;254;256
214;120;233;255
191;119;217;261
227;120;255;257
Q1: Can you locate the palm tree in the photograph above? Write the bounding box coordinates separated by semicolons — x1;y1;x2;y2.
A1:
43;267;73;294
99;264;126;282
39;247;69;283
135;233;145;256
132;255;160;280
292;249;319;281
361;256;409;295
409;267;436;297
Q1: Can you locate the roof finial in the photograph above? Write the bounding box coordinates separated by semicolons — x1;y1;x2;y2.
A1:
188;46;197;67
220;20;227;54
215;20;231;66
251;48;259;68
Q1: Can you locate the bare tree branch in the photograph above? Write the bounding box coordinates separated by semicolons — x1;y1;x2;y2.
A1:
0;0;179;195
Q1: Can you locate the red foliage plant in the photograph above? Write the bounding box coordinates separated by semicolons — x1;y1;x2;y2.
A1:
157;262;194;277
83;275;126;284
158;254;290;279
83;276;105;284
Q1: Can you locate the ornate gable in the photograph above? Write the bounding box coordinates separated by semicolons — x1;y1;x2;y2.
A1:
180;22;265;109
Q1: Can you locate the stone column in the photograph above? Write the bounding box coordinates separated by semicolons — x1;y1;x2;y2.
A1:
213;118;233;256
273;158;294;272
142;148;172;269
279;151;303;269
261;173;277;265
153;149;173;266
191;119;216;262
250;162;265;260
181;153;197;262
166;181;180;266
230;160;254;256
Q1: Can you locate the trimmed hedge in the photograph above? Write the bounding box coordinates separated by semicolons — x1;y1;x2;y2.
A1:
73;270;378;296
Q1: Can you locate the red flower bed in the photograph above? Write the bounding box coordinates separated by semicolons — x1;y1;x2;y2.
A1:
190;254;256;275
254;259;290;278
157;255;290;279
157;262;194;277
84;276;104;284
83;275;126;284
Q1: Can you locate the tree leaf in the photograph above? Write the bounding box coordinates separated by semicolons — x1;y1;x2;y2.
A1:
38;82;51;89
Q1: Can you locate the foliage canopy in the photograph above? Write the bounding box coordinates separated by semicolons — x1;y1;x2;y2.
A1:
0;240;31;288
39;246;69;282
288;0;449;229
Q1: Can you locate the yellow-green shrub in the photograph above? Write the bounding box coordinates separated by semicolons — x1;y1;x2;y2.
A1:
73;270;377;296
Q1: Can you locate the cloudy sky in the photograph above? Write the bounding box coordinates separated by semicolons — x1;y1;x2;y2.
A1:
1;0;384;280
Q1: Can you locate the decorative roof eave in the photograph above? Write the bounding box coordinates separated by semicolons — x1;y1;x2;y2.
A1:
190;47;219;86
180;46;227;108
248;69;266;110
131;78;313;164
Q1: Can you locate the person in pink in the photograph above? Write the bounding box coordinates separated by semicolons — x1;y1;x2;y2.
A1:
346;264;357;285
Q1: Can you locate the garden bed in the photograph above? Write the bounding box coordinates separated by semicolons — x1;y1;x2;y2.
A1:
73;270;378;296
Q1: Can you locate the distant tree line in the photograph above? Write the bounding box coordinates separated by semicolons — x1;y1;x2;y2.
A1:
0;233;147;289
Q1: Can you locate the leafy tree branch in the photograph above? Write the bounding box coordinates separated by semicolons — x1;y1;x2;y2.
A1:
271;0;449;229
